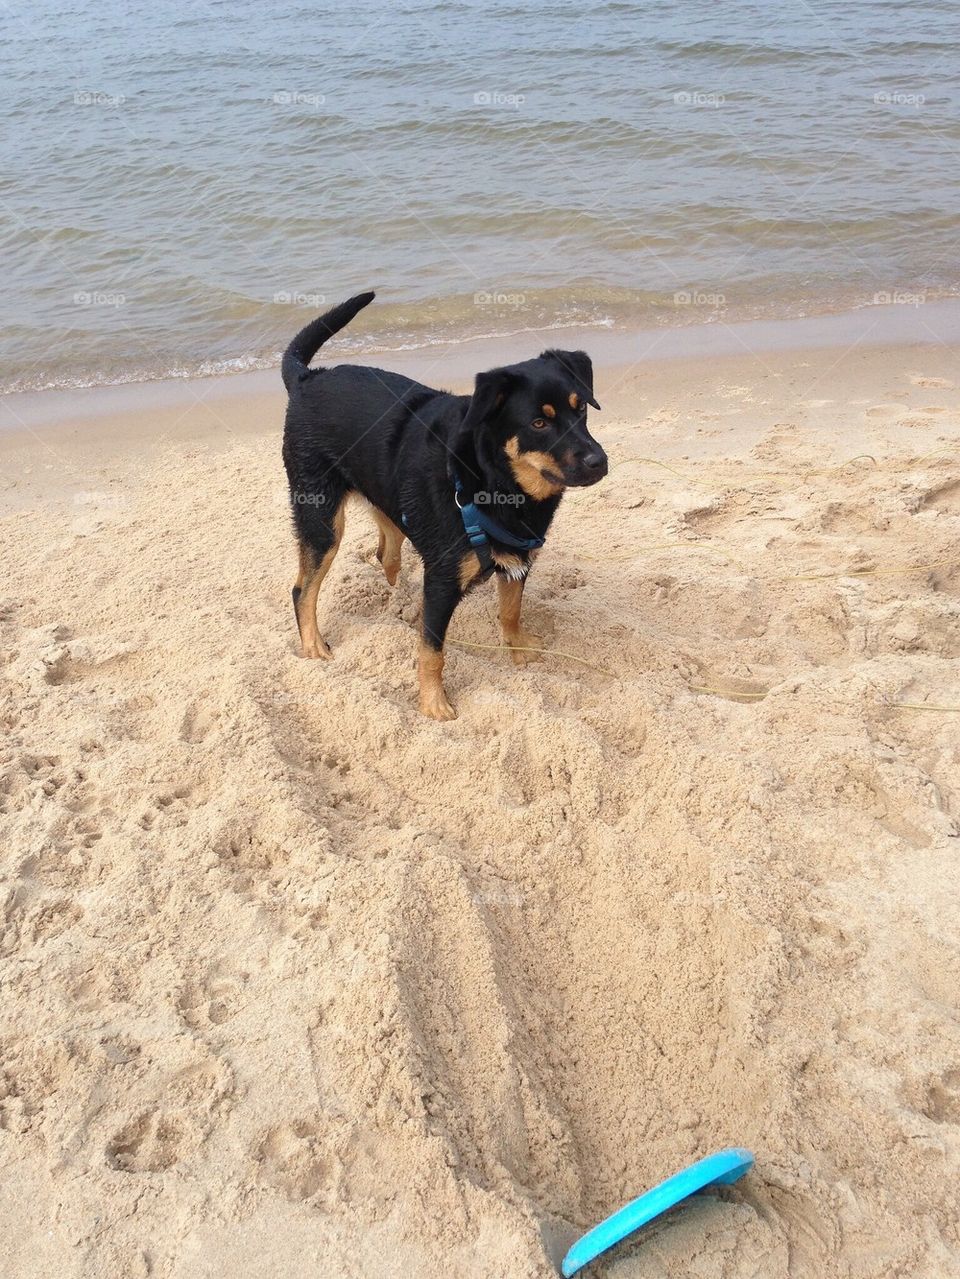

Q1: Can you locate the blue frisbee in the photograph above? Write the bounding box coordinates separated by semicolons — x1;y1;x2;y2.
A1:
561;1147;754;1276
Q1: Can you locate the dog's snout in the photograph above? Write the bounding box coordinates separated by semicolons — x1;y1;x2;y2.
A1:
568;448;607;486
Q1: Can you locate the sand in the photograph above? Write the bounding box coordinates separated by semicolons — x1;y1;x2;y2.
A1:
1;333;959;1278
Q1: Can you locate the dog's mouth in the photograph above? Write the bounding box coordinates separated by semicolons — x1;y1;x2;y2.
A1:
518;446;608;492
536;463;566;488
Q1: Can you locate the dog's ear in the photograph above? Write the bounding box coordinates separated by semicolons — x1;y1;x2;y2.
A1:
455;368;518;478
542;349;601;410
460;368;516;433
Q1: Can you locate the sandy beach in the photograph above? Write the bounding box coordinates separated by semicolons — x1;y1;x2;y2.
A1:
2;327;959;1278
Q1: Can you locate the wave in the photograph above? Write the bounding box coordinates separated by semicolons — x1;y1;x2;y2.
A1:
6;282;960;397
655;39;854;64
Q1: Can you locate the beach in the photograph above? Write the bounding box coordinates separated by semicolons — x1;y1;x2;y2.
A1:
2;321;959;1277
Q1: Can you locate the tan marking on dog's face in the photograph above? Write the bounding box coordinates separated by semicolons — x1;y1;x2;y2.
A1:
504;435;566;499
569;391;580;410
541;403;556;419
459;550;482;591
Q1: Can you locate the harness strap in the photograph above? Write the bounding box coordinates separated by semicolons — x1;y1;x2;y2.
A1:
452;476;544;560
403;473;545;578
456;495;496;574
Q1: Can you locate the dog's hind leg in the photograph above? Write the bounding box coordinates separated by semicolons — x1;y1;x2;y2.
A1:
370;506;405;586
291;487;348;659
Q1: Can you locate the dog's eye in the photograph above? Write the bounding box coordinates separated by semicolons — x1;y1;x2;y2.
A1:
531;418;548;430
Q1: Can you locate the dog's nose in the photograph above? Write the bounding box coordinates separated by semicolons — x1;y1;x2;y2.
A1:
582;451;607;473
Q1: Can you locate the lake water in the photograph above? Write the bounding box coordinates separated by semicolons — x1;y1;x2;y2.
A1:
2;0;958;391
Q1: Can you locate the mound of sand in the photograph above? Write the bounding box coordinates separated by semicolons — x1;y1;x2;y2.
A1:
1;346;959;1277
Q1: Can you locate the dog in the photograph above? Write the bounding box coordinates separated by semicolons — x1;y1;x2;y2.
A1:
281;291;607;720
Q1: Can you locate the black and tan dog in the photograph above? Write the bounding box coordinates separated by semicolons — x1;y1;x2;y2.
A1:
281;291;607;720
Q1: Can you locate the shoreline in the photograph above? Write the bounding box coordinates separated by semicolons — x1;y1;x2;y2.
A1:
3;297;960;440
2;323;958;520
5;285;959;401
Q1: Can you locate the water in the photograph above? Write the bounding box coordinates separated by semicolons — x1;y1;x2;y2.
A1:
2;0;959;392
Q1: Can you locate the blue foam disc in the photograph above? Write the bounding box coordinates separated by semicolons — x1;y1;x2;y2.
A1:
561;1147;754;1276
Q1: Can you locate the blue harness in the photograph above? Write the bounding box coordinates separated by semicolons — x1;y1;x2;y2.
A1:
452;475;544;574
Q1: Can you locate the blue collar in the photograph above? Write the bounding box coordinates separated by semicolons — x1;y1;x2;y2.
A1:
453;475;545;557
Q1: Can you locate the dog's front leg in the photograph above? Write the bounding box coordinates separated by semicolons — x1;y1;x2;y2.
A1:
418;569;462;721
497;574;542;665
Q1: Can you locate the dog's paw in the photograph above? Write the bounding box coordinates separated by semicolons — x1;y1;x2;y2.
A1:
301;638;332;660
506;630;543;665
419;689;458;721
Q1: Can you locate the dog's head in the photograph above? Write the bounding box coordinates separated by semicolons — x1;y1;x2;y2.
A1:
461;349;607;494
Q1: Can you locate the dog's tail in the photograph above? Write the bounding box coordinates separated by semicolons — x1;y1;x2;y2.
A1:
281;290;375;392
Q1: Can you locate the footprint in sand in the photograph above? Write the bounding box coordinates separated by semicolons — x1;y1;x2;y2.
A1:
903;1067;960;1126
106;1112;195;1172
104;1056;234;1172
864;403;909;419
910;375;955;389
0;1039;77;1135
180;699;217;743
256;1119;336;1203
921;1068;960;1123
138;784;201;830
898;414;945;429
178;964;249;1030
921;478;960;513
1;894;84;955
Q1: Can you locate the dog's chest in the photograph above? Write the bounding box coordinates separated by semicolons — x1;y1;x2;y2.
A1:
493;550;532;581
